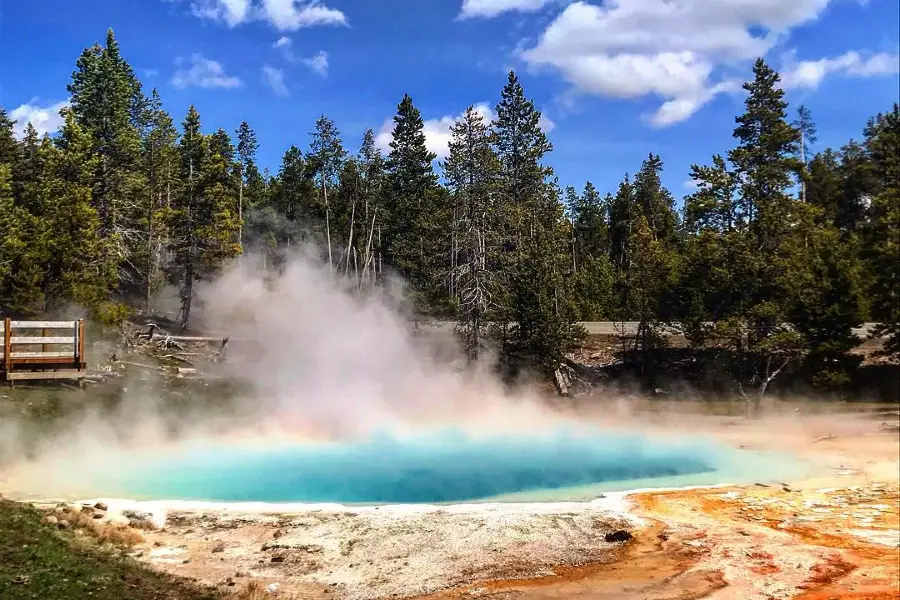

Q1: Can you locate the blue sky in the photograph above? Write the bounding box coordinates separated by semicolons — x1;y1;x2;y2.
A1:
1;0;898;200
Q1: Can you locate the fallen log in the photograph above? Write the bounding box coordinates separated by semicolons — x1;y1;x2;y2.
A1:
150;334;231;344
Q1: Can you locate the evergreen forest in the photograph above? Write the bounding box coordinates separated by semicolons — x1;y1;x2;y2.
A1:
1;30;898;395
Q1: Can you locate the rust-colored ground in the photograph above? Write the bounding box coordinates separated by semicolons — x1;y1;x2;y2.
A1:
407;407;900;600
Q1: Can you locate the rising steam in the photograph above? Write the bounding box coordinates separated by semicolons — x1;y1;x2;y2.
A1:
0;249;571;498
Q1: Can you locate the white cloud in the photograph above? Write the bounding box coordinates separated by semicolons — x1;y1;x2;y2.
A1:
190;0;251;26
302;50;329;76
143;68;160;78
9;100;68;139
262;65;289;95
460;0;555;19
522;0;841;126
273;36;292;49
780;50;900;90
376;104;494;159
186;0;347;30
538;112;555;132
262;0;346;29
171;54;242;89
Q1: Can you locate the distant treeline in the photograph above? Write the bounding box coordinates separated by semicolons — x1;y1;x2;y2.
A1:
0;29;897;392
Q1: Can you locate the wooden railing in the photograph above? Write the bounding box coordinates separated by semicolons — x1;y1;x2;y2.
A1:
1;319;86;382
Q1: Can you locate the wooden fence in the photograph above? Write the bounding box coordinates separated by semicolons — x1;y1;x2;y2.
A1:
1;319;86;382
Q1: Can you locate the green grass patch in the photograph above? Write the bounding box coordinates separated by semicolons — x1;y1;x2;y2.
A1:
0;499;219;600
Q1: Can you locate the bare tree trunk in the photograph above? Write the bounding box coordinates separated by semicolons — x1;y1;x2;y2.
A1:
146;163;155;314
238;165;244;263
345;195;357;277
800;129;807;203
739;355;790;419
322;177;333;272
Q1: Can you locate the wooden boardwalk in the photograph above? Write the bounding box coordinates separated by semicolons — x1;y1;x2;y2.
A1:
1;319;86;382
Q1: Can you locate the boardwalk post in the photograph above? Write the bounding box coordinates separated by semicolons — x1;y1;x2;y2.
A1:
3;318;10;377
78;319;85;369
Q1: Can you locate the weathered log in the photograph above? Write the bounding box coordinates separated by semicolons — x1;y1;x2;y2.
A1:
553;368;571;396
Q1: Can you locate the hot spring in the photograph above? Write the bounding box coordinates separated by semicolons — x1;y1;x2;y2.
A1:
81;427;810;504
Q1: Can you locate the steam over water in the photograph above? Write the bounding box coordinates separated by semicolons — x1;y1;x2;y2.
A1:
88;428;807;504
0;254;809;503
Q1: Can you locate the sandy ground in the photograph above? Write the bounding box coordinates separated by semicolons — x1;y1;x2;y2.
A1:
24;402;900;600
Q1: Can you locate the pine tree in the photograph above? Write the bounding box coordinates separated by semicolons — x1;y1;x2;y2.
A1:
493;71;553;243
170;106;205;330
633;153;677;247
491;72;582;373
806;149;844;227
628;214;677;375
141;89;179;312
444;106;501;360
14;123;48;215
863;104;900;356
567;182;612;320
793;104;817;203
385;94;443;310
683;155;737;233
198;129;242;271
309;116;347;272
608;175;634;319
0;109;19;167
729;59;801;241
680;59;806;406
43;111;118;315
67;29;147;293
236;121;259;255
271;146;315;224
787;205;865;389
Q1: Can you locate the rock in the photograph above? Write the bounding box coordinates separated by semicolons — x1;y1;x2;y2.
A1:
44;515;59;526
123;510;152;522
273;529;283;539
212;542;226;553
94;502;108;511
182;558;191;564
656;532;669;541
605;530;632;543
92;513;104;520
267;583;280;594
235;571;249;578
57;519;70;530
270;555;286;563
154;541;164;547
225;577;235;587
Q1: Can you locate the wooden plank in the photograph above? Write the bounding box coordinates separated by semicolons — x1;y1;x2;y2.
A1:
10;352;77;359
9;357;79;365
6;370;86;381
10;320;77;329
10;337;76;345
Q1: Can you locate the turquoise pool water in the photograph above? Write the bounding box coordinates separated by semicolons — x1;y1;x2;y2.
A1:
96;428;811;504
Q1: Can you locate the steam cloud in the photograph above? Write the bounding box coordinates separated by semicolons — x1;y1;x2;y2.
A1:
0;248;570;498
